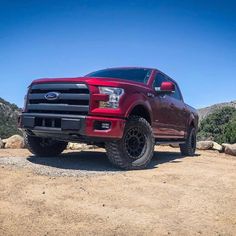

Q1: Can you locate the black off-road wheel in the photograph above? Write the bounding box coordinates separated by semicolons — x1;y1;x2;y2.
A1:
24;133;68;157
105;116;155;170
180;126;196;156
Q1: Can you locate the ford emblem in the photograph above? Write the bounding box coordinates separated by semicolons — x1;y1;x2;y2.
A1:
44;92;60;101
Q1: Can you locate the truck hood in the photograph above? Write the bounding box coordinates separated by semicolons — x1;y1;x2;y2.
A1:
31;77;150;89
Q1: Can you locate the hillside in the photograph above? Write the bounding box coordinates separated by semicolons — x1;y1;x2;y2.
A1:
0;98;22;139
197;100;236;121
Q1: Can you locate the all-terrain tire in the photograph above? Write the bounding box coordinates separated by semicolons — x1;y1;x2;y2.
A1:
24;132;68;157
105;116;155;170
180;126;196;156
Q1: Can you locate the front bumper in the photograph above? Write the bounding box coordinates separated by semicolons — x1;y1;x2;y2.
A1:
19;113;126;141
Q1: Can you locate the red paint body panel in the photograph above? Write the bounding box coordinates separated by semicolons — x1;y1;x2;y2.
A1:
24;67;198;140
85;116;125;139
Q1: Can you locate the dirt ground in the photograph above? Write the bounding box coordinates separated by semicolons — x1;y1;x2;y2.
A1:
0;146;236;236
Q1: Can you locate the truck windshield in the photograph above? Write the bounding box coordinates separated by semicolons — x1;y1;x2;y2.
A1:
86;68;152;84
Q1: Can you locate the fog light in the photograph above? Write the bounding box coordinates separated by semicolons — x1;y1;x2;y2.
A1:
101;122;110;129
94;121;111;130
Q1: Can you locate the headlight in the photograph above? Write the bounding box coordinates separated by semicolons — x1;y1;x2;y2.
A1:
98;87;124;108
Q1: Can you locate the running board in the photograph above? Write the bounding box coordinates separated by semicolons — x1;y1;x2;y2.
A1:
155;140;186;145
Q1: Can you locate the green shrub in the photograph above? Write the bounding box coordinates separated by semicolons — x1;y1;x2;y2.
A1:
197;107;236;144
0;97;22;139
224;119;236;143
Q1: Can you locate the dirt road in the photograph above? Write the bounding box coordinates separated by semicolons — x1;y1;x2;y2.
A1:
0;146;235;236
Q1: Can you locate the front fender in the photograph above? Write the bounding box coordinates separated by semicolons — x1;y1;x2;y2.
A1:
123;93;153;122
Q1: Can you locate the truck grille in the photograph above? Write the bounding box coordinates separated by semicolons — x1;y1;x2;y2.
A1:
27;83;90;115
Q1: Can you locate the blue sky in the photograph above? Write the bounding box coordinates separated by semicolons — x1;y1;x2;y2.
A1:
0;0;235;108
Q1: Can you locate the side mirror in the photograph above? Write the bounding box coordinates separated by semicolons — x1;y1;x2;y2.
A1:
155;82;175;94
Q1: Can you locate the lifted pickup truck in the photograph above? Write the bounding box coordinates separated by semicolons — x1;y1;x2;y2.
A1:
20;67;198;169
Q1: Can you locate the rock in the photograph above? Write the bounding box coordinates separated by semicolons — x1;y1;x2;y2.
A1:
86;145;98;150
222;143;229;147
159;144;170;146
224;144;236;156
222;143;231;152
4;135;25;149
212;142;223;152
0;138;4;149
67;143;98;150
67;143;86;150
222;143;230;148
196;141;214;150
169;144;179;148
2;139;7;144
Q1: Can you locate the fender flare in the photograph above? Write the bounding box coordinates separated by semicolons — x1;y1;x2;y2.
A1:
125;99;153;124
188;113;197;129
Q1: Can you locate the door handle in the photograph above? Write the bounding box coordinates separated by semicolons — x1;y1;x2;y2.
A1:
170;103;175;109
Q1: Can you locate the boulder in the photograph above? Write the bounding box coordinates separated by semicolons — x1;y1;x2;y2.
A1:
212;142;223;152
67;143;86;150
4;135;25;149
196;141;213;150
222;143;230;148
67;143;98;150
224;144;236;156
222;143;231;152
0;138;4;149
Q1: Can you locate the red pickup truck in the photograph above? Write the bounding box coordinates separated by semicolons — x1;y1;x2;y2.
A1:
20;67;198;169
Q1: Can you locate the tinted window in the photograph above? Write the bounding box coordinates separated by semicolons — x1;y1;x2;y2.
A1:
154;73;182;100
153;73;168;90
86;68;151;83
170;83;182;100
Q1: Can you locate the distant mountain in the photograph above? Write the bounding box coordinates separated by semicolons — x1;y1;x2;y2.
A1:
197;100;236;121
0;98;22;139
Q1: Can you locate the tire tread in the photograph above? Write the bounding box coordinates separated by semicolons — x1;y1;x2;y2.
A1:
24;132;67;157
105;116;154;170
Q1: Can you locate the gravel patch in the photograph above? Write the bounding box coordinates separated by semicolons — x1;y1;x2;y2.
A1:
0;151;121;177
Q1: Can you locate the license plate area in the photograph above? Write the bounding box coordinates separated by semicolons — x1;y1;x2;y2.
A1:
61;118;81;131
22;116;81;131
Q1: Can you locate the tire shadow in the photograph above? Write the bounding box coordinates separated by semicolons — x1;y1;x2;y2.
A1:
27;149;200;172
149;150;200;168
27;151;118;172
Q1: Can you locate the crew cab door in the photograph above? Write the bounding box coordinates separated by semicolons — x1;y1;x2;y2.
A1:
151;73;175;137
167;82;188;137
151;73;187;138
